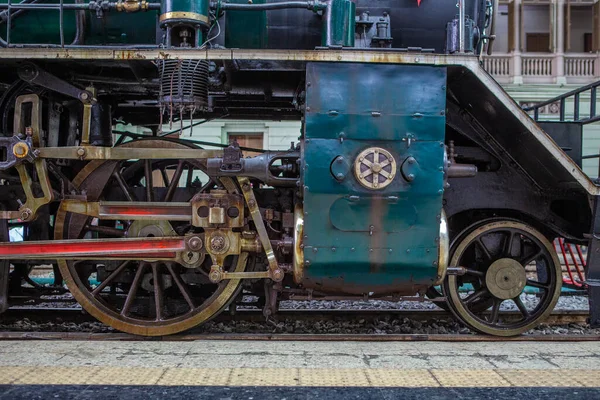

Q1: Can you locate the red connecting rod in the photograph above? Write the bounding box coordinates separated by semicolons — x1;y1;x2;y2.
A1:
0;237;186;260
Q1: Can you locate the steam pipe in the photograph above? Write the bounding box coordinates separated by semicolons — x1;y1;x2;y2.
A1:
216;1;325;11
458;0;465;53
486;0;498;55
0;2;161;10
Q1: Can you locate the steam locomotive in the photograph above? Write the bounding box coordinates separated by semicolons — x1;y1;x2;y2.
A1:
0;0;593;336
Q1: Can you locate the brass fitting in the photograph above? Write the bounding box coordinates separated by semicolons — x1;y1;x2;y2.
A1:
12;142;29;159
116;0;148;12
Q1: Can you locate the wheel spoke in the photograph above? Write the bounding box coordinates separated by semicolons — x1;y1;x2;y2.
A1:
152;264;164;321
164;160;184;202
526;279;550;291
144;159;154;202
85;225;126;237
121;263;146;317
186;164;194;187
513;296;530;318
475;239;493;261
504;232;516;257
166;264;195;310
112;170;135;202
160;167;170;187
488;299;502;324
464;288;489;306
520;250;542;266
92;260;130;296
199;179;215;194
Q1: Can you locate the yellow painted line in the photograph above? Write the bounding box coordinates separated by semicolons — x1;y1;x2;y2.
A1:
0;367;599;387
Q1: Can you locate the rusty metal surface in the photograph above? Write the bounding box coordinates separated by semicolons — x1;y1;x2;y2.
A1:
0;49;480;64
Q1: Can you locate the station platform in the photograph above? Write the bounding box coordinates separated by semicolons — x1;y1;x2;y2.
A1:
0;339;599;399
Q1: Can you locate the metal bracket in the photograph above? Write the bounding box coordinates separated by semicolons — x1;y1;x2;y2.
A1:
1;94;55;221
237;176;283;282
18;63;96;105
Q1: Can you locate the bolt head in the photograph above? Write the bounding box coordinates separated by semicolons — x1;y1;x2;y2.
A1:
208;268;222;283
210;236;226;252
20;209;32;221
271;268;284;282
188;236;203;251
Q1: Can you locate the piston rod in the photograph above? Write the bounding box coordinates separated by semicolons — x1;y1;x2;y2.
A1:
0;237;186;260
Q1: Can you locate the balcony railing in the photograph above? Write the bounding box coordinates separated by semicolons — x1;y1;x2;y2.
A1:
565;54;598;83
483;55;512;78
483;52;600;85
521;54;554;83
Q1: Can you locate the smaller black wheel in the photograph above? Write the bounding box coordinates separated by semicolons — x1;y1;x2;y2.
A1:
443;220;561;336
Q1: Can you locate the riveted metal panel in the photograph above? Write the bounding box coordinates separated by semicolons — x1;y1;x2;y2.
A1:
302;62;446;295
305;63;447;142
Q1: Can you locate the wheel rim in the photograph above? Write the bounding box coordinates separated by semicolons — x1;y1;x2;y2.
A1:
55;139;246;336
443;221;562;336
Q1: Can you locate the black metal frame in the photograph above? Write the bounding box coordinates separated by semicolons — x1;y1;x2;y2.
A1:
524;80;600;125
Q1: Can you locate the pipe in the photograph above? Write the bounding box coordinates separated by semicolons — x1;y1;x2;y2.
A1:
217;1;325;11
458;0;465;53
72;0;86;45
1;0;85;47
487;0;498;55
447;163;477;178
0;2;161;10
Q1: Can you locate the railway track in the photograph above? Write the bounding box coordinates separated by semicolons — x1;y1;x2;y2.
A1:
0;331;597;342
0;307;590;326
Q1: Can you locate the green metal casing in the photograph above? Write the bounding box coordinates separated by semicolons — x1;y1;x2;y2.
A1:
321;0;355;47
224;0;268;49
160;0;209;26
0;0;158;45
302;62;447;295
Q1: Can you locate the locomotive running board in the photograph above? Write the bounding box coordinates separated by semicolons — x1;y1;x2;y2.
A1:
0;237;186;260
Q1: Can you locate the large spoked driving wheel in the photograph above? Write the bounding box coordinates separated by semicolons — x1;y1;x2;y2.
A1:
55;139;246;336
443;220;561;336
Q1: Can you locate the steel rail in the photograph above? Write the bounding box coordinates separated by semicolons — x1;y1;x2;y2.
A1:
0;331;596;342
0;307;589;326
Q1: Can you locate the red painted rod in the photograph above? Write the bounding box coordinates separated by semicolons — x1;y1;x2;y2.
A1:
0;237;186;259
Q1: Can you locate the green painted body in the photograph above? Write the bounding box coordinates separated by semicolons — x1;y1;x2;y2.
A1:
0;0;158;45
224;0;267;49
321;0;354;47
302;62;447;295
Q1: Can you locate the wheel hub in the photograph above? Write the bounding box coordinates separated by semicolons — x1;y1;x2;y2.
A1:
485;258;527;300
